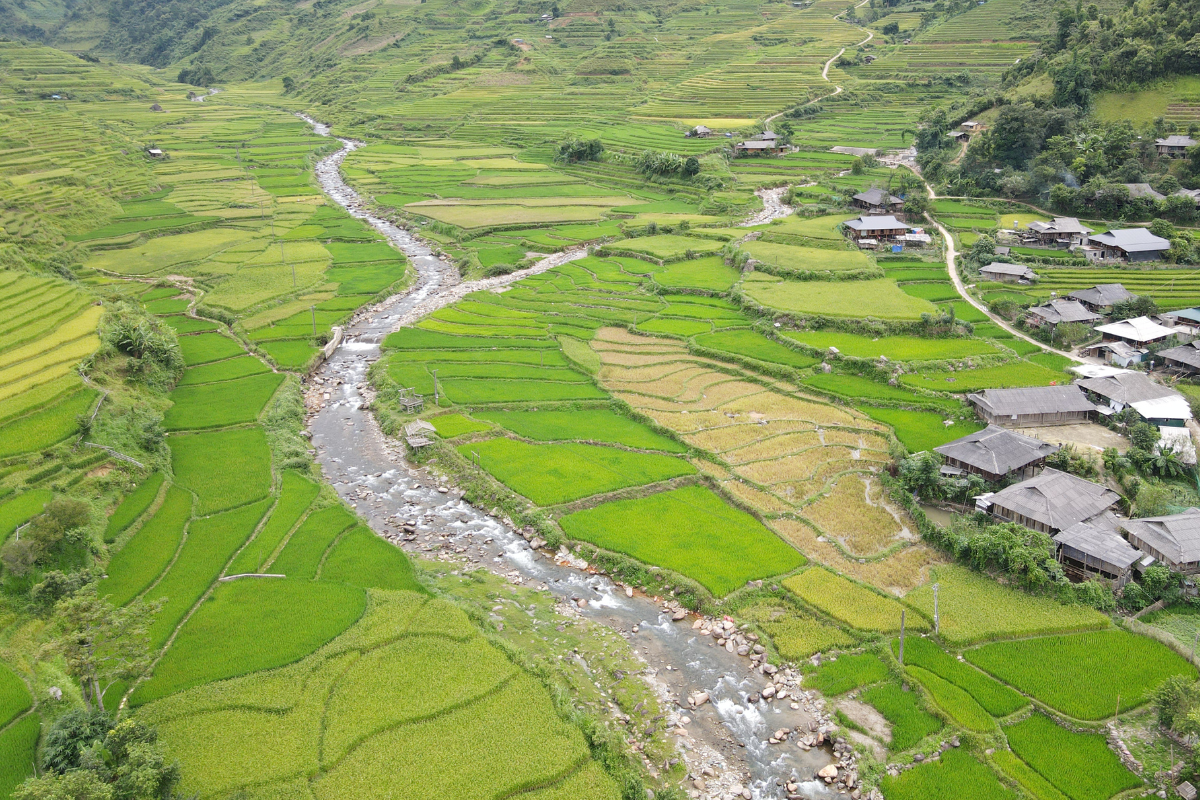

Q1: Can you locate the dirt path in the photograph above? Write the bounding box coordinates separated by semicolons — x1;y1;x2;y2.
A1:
923;189;1082;362
765;0;869;126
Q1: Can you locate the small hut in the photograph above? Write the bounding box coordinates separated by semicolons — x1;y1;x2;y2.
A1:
150;103;164;112
404;420;436;449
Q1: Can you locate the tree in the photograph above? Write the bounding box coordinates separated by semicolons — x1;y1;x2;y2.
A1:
898;452;944;500
1054;321;1092;347
1129;421;1160;451
42;710;114;774
1111;295;1159;320
1134;481;1173;516
554;138;603;164
19;716;179;800
1;498;91;578
967;234;996;266
682;156;700;177
14;771;113;800
52;587;159;713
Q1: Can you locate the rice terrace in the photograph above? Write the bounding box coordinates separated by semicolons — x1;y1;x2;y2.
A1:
5;0;1200;796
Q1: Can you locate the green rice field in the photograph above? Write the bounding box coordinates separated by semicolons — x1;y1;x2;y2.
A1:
559;486;805;596
461;438;695;506
967;629;1196;719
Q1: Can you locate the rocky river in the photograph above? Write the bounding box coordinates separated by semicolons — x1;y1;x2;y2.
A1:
300;116;856;800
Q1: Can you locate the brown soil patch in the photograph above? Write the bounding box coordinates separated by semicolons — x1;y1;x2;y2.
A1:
771;518;946;596
838;698;892;744
87;464;114;478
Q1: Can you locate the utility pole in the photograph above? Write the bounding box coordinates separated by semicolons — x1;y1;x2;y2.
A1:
311;305;316;336
898;609;906;666
933;582;940;637
1191;629;1198;661
432;369;439;406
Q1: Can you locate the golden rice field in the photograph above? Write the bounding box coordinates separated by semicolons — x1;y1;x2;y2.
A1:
590;327;890;512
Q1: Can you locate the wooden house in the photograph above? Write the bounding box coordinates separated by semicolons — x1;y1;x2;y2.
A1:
1122;183;1165;201
1159;341;1200;375
1024;217;1093;247
977;467;1120;535
851;187;904;214
734;139;786;156
1025;299;1099;329
1076;371;1192;427
1156;135;1197;157
1094;316;1177;348
966;385;1096;427
1067;283;1134;315
842;214;908;242
1123;509;1200;574
1054;513;1141;588
979;262;1037;283
1085;228;1171;262
933;425;1058;482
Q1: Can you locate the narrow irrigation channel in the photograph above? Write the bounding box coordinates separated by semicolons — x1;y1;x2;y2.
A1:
301;117;840;800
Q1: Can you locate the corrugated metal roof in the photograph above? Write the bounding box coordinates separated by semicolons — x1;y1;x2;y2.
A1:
1028;299;1099;324
1094;315;1176;342
1028;217;1092;235
1068;283;1133;307
1157;135;1198;147
934;425;1058;474
854;188;901;205
1054;514;1142;569
1160;343;1200;369
1130;395;1193;421
968;385;1096;417
990;468;1120;532
1123;183;1166;200
1124;509;1200;564
844;215;907;232
1089;228;1171;253
1076;371;1179;404
980;262;1036;276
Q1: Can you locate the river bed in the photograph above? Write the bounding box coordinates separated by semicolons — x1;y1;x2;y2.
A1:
300;118;840;800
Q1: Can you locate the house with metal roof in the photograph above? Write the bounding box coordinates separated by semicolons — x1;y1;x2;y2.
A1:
852;188;904;214
1122;183;1165;201
934;425;1059;482
1094;315;1177;347
1054;512;1141;588
1159;340;1200;374
966;385;1096;427
1079;340;1148;368
979;262;1038;283
1122;509;1200;574
734;139;786;156
1076;371;1192;427
1068;283;1134;315
1175;188;1200;207
1025;217;1093;247
1156;135;1198;157
1085;228;1171;262
843;215;908;242
978;467;1120;535
1025;299;1099;328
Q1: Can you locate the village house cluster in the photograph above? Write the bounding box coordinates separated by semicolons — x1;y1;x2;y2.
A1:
931;367;1200;589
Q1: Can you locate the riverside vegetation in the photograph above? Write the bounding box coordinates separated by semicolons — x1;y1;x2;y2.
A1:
2;0;1200;796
